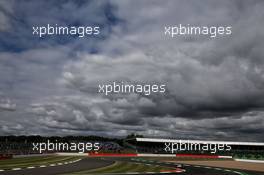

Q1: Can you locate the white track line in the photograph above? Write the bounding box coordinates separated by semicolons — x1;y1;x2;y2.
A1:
183;163;245;175
27;166;35;169
205;166;212;169
7;159;82;172
12;168;21;171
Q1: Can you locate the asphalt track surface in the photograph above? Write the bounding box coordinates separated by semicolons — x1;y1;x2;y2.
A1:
0;157;263;175
0;158;113;175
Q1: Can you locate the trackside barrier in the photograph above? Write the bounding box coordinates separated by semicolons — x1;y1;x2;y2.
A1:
13;153;54;158
235;159;264;163
137;154;176;157
175;154;232;159
218;155;233;159
87;153;232;159
89;153;137;157
176;154;218;158
55;152;87;156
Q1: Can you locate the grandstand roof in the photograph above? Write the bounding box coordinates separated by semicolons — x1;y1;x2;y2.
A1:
135;138;264;146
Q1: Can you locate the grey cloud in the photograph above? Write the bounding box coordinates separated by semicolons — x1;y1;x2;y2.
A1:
0;0;117;52
0;0;14;31
0;93;16;111
144;111;264;141
0;98;16;111
0;0;264;141
58;0;264;140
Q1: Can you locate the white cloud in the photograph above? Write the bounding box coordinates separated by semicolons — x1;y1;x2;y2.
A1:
0;97;16;111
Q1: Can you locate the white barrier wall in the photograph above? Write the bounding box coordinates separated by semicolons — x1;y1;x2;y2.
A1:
218;156;233;159
235;159;264;163
55;152;87;156
137;154;176;157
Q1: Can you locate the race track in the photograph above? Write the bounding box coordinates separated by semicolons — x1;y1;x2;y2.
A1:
0;157;262;175
0;158;113;175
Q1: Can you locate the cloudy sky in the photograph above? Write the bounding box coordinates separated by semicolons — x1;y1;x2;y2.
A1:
0;0;264;141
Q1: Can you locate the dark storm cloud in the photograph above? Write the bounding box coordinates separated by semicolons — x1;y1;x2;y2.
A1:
0;0;118;52
0;0;264;141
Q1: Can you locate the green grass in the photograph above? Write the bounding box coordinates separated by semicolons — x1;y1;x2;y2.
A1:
65;161;174;175
233;154;264;160
0;156;82;169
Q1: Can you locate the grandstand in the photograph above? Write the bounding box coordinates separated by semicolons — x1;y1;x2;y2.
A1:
126;138;264;160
